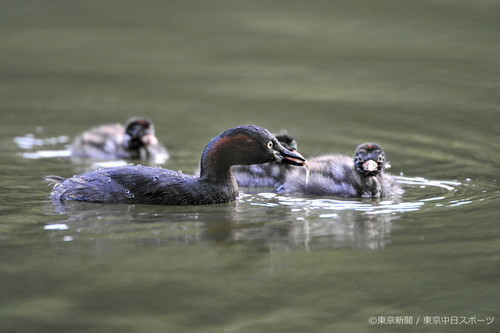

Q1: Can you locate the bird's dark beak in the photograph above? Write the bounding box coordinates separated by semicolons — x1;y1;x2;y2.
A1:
274;147;306;166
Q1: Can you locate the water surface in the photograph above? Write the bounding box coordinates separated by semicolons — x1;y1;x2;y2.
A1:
1;1;499;332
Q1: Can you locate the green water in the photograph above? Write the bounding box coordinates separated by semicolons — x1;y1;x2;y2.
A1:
1;1;499;332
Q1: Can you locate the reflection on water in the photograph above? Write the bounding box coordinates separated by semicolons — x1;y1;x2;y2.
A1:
43;174;483;253
44;198;398;251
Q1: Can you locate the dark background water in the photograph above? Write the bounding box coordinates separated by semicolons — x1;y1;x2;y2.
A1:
1;1;499;332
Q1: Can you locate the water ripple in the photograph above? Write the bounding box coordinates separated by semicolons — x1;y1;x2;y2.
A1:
394;176;461;191
14;134;69;149
240;175;493;216
21;150;72;159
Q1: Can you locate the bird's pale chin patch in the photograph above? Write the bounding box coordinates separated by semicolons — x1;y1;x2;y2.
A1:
141;133;158;146
363;160;378;172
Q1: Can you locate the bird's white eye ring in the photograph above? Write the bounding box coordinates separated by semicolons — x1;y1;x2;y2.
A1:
267;141;273;149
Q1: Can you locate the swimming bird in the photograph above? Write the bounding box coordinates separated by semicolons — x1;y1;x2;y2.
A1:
70;117;169;163
282;143;403;197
